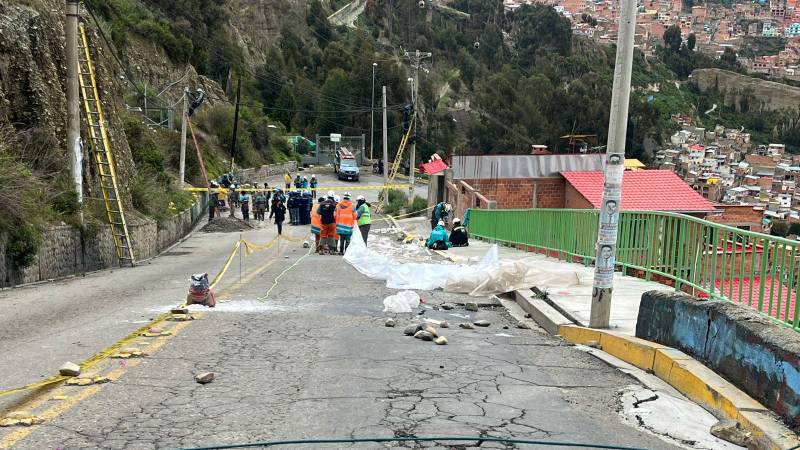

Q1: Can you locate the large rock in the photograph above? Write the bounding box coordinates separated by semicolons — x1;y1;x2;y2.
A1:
195;372;215;384
58;361;80;377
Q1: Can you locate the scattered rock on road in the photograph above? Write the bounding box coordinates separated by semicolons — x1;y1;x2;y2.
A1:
459;323;474;329
440;321;450;328
517;322;531;329
441;303;454;310
195;372;215;384
59;361;81;377
710;420;752;447
465;302;479;311
424;326;438;337
403;325;418;336
434;336;448;345
414;330;434;341
171;307;189;315
385;318;396;327
473;320;490;327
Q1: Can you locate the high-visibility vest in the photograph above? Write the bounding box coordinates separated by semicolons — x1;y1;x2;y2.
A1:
310;206;322;235
357;204;371;226
335;200;356;235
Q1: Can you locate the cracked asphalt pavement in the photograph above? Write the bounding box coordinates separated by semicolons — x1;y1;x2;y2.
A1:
2;214;677;449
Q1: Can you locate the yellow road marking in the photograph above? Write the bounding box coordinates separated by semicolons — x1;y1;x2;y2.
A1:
0;230;297;448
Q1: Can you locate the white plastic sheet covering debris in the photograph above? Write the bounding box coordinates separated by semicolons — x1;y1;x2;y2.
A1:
344;227;583;296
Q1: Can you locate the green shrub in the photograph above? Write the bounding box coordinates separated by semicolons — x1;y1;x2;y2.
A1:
7;225;40;269
409;196;428;217
384;189;407;216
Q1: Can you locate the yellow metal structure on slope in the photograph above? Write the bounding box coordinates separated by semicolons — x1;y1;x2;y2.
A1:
77;23;135;264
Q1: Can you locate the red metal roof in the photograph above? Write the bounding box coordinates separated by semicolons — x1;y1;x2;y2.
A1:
419;159;448;175
561;170;717;212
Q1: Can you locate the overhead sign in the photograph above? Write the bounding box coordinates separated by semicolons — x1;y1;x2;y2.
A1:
330;133;342;142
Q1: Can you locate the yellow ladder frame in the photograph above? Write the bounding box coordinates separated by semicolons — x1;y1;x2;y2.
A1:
77;23;135;264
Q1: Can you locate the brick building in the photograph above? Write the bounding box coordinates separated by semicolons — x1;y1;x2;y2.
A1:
427;154;606;221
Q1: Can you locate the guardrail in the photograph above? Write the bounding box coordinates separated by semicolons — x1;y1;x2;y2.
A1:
468;208;800;330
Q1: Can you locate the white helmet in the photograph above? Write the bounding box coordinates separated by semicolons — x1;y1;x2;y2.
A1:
343;192;351;199
311;174;316;178
327;190;335;197
357;195;366;201
334;195;341;202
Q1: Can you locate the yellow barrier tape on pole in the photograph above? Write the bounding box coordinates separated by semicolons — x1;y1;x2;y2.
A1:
209;240;242;289
183;184;412;193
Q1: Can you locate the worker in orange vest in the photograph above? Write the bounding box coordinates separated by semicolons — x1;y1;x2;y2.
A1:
334;192;357;255
310;197;324;253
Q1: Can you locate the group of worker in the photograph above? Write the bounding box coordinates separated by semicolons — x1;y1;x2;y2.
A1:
310;191;371;255
426;202;469;250
284;172;319;198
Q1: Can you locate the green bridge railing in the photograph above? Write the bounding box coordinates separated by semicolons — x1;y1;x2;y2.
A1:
468;208;800;330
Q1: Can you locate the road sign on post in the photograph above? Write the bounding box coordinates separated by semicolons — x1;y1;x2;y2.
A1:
330;133;342;143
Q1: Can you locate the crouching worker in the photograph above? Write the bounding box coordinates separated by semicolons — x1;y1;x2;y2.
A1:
186;273;216;307
426;221;452;250
450;218;469;247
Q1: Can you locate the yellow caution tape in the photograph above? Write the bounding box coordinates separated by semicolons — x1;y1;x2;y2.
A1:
209;240;243;289
183;184;412;193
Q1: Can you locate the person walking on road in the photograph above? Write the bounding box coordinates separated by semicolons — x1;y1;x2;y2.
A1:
355;195;371;245
284;172;292;189
272;199;286;235
209;182;220;220
310;175;318;198
335;192;357;255
318;191;337;254
310;197;324;253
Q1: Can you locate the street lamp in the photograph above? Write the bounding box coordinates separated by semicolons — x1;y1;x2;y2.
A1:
370;62;378;161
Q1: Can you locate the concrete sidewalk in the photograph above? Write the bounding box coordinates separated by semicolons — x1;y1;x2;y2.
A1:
429;234;669;335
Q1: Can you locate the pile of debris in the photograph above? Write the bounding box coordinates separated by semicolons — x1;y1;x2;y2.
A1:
201;216;254;233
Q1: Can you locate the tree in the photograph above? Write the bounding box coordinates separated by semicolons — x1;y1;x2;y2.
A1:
512;4;572;70
274;85;295;128
663;25;682;53
687;33;696;51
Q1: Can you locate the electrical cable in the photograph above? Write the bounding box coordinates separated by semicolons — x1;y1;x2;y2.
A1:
174;435;650;450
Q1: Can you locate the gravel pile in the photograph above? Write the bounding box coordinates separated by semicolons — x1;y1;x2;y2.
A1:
201;217;254;233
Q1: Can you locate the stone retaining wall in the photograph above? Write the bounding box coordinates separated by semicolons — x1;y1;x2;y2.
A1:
238;161;298;183
0;194;207;288
636;291;800;432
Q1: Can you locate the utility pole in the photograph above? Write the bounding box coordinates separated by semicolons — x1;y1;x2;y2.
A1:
370;62;377;161
589;0;637;328
403;49;431;204
178;88;188;188
382;85;388;208
229;79;241;172
66;0;82;221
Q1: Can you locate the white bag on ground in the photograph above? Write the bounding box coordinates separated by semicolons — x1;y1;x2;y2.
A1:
382;290;420;313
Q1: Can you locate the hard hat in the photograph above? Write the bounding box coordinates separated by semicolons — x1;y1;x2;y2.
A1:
437;220;445;226
334;195;341;202
327;190;335;197
343;192;351;199
357;195;366;201
444;203;452;212
303;175;307;179
453;218;461;224
311;174;316;178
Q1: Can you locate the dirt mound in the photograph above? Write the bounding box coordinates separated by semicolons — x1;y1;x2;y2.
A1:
201;217;254;233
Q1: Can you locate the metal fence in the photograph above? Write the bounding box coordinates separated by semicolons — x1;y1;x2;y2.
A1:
302;134;365;166
468;208;800;330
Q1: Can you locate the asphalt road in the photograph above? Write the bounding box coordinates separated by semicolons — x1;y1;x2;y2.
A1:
0;197;676;449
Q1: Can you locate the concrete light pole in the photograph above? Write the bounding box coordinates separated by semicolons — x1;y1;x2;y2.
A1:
370;62;377;161
382;85;388;208
66;0;82;220
589;0;638;328
179;88;188;188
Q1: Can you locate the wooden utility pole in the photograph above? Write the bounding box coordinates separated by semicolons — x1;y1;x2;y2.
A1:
589;0;637;328
403;49;431;204
229;79;241;172
66;0;82;219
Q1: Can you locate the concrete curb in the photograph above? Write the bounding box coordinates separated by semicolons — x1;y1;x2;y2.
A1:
514;288;800;450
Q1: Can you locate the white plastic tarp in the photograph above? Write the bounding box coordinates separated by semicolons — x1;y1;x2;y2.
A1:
344;228;583;296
